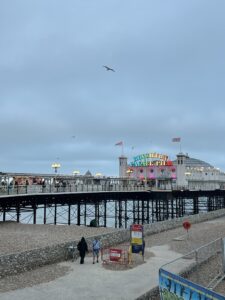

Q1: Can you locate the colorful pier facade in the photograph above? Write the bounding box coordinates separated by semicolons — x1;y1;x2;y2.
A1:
120;152;225;190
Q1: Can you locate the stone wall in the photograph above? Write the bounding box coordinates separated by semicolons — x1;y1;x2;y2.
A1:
1;208;225;278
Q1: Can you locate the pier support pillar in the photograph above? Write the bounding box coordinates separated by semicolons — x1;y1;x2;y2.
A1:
84;202;87;226
94;202;99;227
132;200;136;224
124;200;128;228
77;201;81;226
104;200;107;227
3;207;6;222
54;203;57;225
193;197;199;214
43;203;47;224
33;205;36;224
16;204;20;223
115;201;118;228
146;200;150;224
68;204;71;225
118;200;123;228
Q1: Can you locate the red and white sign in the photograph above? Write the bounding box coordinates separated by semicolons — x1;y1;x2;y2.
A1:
131;224;143;246
109;248;122;262
131;224;143;232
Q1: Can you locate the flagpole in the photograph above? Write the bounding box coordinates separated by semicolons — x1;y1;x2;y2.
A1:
115;141;124;156
172;137;182;153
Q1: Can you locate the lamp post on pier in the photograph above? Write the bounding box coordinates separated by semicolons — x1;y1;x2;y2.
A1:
52;163;61;174
126;169;133;178
51;163;61;192
73;170;80;192
73;170;80;176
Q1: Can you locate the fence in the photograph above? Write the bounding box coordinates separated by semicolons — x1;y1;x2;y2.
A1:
0;183;146;196
101;242;145;269
102;243;130;266
160;237;225;298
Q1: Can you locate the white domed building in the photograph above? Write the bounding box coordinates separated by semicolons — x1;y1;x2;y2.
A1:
174;153;225;190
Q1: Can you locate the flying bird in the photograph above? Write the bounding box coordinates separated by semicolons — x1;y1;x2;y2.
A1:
103;65;115;72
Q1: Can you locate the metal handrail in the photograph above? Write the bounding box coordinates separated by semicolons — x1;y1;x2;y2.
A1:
160;237;222;270
0;183;148;196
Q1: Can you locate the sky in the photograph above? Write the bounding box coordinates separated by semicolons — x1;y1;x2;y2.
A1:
1;0;225;176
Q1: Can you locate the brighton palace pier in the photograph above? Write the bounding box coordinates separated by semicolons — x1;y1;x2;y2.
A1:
1;152;225;227
0;152;225;192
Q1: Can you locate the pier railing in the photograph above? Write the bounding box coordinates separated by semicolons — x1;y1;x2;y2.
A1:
160;237;225;297
0;183;147;196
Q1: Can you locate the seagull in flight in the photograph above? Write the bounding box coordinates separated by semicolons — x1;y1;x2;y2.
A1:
103;65;115;72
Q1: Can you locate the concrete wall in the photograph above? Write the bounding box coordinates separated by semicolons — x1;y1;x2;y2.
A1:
1;208;225;278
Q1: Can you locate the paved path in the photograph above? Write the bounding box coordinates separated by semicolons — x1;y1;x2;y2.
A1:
0;245;193;300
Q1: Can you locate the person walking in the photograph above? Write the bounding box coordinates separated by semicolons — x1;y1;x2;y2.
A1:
77;237;88;264
92;238;101;264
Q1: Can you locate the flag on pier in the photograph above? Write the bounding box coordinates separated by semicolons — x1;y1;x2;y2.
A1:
115;141;124;155
172;137;181;142
115;141;123;146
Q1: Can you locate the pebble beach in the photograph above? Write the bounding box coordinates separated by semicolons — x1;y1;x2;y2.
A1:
0;221;118;255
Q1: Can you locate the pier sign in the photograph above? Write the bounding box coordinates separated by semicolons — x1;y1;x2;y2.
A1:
129;152;173;167
130;224;143;253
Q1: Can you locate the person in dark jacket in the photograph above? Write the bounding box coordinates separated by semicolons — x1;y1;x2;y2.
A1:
77;237;88;264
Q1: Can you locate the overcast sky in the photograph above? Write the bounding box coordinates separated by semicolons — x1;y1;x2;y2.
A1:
1;0;225;176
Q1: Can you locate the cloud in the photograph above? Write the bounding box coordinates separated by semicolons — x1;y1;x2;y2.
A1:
0;0;225;175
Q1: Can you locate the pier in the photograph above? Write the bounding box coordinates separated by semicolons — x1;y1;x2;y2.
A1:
1;175;225;228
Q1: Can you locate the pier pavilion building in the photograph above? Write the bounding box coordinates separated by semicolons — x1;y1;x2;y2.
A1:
1;152;225;192
120;152;225;190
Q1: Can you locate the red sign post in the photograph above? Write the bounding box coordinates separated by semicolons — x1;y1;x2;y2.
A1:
183;221;191;232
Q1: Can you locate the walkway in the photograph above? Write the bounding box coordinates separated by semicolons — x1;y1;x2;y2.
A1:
1;216;225;299
0;246;192;300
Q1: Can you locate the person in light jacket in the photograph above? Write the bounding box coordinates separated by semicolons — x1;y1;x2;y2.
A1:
92;238;101;264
